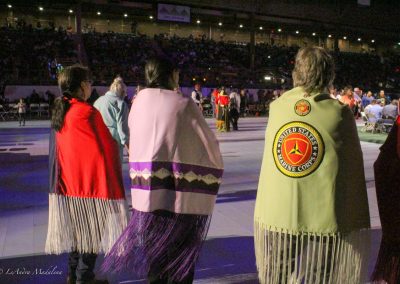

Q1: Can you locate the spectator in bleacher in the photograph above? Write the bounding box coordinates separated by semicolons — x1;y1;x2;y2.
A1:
94;76;130;162
102;56;223;284
382;99;398;119
46;65;128;284
17;98;26;126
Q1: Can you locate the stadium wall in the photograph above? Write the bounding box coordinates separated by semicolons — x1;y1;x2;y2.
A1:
4;85;265;103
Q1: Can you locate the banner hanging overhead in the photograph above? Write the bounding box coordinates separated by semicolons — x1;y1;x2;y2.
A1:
357;0;371;6
157;3;191;23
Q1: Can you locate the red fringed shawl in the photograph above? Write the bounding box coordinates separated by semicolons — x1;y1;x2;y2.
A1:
45;99;128;255
55;99;125;199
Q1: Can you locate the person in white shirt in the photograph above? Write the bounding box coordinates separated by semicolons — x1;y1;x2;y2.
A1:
17;98;26;126
191;83;203;108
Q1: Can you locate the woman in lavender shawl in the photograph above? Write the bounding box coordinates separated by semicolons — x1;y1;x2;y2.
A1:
103;57;224;283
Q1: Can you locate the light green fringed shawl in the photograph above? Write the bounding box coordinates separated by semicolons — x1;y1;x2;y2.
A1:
254;87;370;284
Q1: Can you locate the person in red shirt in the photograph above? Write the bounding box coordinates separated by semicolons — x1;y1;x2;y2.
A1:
216;87;230;132
339;86;355;112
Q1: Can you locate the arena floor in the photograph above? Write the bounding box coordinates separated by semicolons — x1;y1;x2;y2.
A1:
0;117;382;284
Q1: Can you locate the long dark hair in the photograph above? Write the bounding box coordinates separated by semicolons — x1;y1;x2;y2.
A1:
51;65;90;131
144;57;177;90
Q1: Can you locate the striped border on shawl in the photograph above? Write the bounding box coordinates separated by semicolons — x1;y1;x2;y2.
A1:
129;161;223;195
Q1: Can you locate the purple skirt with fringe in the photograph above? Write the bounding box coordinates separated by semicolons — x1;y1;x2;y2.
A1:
102;208;211;281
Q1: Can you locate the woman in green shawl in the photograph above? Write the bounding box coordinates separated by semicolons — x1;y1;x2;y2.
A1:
254;47;370;284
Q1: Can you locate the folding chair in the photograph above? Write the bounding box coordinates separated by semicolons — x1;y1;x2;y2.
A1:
7;103;18;120
361;112;385;133
30;103;40;118
0;105;7;121
380;117;395;133
39;103;50;117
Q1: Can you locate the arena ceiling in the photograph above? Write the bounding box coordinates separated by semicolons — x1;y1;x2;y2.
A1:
1;0;399;41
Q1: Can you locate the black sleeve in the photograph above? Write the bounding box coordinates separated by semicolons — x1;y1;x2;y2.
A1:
48;129;58;193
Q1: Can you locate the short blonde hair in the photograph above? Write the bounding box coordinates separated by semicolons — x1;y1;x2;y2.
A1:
292;47;335;94
110;77;127;98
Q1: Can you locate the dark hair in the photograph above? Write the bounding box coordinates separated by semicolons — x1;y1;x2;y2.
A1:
292;47;335;94
343;85;353;96
144;57;177;90
51;64;90;131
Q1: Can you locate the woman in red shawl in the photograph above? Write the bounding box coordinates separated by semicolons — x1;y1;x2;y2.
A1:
372;105;400;284
45;65;128;284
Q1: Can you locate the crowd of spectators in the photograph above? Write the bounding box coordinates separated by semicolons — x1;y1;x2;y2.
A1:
1;25;399;94
0;24;77;86
83;32;156;85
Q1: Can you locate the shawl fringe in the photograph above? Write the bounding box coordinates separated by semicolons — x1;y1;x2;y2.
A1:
45;193;128;254
254;221;368;284
102;208;211;281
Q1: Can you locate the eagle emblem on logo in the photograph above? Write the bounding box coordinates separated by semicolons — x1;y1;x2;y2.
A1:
294;99;311;116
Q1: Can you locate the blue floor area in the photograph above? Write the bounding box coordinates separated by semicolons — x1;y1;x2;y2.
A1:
0;118;383;283
0;236;257;284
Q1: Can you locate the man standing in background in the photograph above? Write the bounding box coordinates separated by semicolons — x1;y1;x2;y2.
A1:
191;83;203;108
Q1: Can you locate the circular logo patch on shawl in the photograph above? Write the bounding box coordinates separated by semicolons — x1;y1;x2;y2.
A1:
294;99;311;116
273;122;324;178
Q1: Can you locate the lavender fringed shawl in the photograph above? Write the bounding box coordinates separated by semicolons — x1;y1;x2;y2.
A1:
103;88;224;281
